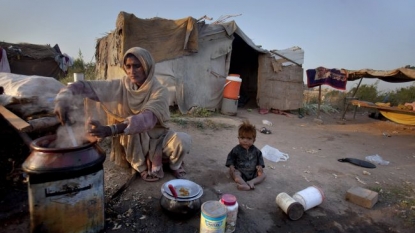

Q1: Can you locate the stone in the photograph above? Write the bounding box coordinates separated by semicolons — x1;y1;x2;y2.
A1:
345;186;378;209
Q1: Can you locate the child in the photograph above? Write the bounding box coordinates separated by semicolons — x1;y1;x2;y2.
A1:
226;120;266;191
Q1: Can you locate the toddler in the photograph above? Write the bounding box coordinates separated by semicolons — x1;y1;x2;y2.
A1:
225;120;266;190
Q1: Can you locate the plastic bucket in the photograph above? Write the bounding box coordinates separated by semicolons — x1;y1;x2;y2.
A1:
223;74;242;100
200;201;227;233
292;186;325;211
221;97;238;116
276;192;304;220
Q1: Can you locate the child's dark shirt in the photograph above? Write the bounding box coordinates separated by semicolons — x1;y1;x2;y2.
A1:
225;144;265;181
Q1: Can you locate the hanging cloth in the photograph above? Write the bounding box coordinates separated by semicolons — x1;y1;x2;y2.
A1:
0;48;11;73
306;67;348;90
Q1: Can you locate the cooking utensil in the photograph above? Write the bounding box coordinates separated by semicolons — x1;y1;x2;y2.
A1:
162;179;201;198
160;194;201;219
160;181;203;218
168;184;178;198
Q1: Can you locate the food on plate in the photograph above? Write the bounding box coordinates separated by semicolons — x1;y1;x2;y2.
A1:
179;187;189;196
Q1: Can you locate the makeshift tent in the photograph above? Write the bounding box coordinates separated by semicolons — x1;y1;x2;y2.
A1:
0;42;70;79
341;67;415;122
347;68;415;82
95;12;304;114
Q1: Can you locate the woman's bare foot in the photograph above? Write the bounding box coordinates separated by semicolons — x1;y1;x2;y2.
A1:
237;184;251;191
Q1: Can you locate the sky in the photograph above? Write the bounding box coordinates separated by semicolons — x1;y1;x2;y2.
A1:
1;0;414;91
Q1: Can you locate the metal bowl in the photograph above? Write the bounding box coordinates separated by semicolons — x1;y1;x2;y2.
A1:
160;194;202;218
159;180;203;218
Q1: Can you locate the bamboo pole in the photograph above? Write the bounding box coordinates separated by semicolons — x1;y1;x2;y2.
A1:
341;78;363;120
317;86;322;118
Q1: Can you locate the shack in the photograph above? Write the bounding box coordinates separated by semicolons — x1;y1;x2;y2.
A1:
95;12;304;113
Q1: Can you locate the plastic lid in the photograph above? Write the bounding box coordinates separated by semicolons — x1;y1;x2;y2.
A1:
221;194;237;206
226;75;242;82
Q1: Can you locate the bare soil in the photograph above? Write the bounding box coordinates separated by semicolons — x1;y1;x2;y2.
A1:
1;106;415;233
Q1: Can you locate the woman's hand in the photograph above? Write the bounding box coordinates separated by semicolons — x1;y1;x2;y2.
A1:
54;100;70;125
87;119;111;140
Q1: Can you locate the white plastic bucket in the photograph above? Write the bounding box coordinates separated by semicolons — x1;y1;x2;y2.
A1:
292;186;325;211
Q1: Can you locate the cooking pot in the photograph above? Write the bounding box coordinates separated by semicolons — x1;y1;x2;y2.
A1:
22;134;106;233
159;179;203;218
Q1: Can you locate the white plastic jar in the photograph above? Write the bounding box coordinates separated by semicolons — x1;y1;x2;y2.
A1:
220;194;238;233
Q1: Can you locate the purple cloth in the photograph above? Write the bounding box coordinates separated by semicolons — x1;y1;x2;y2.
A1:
307;67;347;90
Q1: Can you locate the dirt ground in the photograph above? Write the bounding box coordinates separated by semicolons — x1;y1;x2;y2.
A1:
1;105;415;233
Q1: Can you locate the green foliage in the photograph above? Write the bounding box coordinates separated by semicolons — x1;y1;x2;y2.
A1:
349;82;384;103
386;84;415;106
302;103;339;115
61;50;96;85
188;107;215;117
305;81;415;116
346;82;415;106
324;90;347;110
369;183;415;228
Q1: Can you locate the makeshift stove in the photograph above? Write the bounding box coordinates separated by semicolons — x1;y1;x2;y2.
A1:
22;135;106;233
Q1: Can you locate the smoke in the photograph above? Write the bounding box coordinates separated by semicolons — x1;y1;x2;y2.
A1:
54;95;89;148
54;122;88;148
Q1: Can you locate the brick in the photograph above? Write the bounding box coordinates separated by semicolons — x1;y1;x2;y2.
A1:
345;187;378;209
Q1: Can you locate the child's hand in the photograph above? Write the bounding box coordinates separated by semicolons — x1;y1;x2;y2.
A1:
230;165;236;173
256;165;263;175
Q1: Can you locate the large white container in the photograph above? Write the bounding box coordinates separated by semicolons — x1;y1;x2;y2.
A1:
292;186;325;211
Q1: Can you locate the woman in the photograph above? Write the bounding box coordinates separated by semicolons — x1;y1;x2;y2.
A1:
54;47;191;181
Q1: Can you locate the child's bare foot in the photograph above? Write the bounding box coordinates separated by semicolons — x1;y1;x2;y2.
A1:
247;181;255;190
237;184;251;191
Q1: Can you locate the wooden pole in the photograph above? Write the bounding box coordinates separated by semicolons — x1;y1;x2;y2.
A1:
341;78;363;120
317;85;322;118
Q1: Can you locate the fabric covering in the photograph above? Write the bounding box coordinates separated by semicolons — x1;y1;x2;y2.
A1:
379;111;415;126
351;100;415;125
114;12;199;63
347;68;415;83
0;72;64;117
306;67;348;90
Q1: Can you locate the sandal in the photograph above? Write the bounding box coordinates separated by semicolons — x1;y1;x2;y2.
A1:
260;127;272;134
140;170;160;182
171;165;186;179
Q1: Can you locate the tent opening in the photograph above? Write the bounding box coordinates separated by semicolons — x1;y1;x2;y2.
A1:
228;34;259;108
